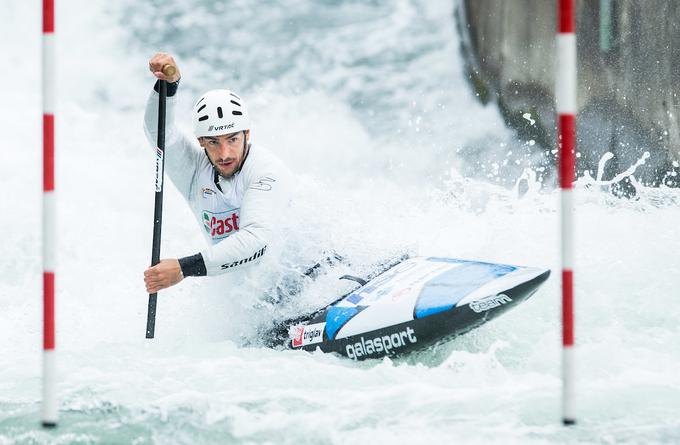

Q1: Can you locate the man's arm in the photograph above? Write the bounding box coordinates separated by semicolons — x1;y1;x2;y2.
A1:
143;53;202;200
143;89;203;201
179;151;293;277
144;162;292;291
202;168;292;275
144;152;293;292
143;53;201;293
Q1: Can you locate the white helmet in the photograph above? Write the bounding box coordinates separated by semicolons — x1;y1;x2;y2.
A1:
193;89;250;137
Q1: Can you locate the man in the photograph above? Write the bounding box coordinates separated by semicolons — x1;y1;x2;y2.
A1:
143;53;293;294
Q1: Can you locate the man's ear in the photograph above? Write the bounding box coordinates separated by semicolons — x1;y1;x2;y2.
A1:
244;130;250;143
197;137;204;148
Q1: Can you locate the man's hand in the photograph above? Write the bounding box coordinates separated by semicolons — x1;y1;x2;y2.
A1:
149;52;181;83
144;259;184;293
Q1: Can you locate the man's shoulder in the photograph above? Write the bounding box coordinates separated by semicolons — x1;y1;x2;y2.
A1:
240;144;294;195
243;144;291;177
246;143;281;162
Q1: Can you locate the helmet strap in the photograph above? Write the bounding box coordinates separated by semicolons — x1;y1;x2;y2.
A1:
235;131;250;173
205;148;224;192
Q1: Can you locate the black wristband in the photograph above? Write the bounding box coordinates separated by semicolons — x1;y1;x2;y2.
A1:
153;78;180;97
178;253;207;277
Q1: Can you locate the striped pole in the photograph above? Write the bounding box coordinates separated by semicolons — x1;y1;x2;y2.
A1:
42;0;57;428
556;0;576;426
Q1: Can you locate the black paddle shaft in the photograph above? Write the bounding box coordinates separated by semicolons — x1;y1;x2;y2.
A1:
146;79;167;339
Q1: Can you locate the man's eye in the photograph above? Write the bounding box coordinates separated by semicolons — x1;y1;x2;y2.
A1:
229;138;238;143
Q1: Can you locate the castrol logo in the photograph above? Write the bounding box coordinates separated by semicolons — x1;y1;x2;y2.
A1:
202;209;240;240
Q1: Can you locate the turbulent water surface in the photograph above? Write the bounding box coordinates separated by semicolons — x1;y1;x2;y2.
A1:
1;1;679;444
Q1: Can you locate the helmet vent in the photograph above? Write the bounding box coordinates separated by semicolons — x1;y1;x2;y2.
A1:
217;107;223;118
197;104;206;113
196;97;206;107
230;100;241;107
198;115;209;122
230;93;241;100
232;110;243;116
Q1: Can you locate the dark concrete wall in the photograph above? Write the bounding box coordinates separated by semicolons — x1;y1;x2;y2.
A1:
455;0;680;187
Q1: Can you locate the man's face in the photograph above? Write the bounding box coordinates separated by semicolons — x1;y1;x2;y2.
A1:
199;130;250;178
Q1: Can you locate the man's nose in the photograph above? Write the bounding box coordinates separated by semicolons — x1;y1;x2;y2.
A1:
217;140;232;155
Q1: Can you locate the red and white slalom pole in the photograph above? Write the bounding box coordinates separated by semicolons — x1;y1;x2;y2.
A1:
556;0;576;426
42;0;57;428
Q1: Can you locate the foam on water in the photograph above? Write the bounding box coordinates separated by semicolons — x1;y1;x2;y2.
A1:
2;1;680;444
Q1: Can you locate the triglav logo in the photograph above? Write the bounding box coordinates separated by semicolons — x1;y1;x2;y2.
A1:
291;323;325;348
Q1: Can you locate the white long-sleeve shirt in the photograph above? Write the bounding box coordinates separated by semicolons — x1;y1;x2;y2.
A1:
143;88;293;276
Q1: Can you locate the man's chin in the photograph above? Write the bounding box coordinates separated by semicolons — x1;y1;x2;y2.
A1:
217;166;237;178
